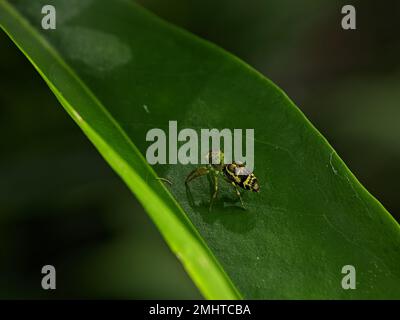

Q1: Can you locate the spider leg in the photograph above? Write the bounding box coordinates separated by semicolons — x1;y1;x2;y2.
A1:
231;182;246;209
156;177;172;185
185;184;195;207
185;166;209;185
186;166;216;210
209;174;219;212
207;171;213;190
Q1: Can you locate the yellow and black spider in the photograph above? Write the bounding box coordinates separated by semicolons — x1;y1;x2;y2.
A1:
185;151;260;211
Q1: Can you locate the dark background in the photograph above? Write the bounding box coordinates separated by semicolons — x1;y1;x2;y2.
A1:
0;0;399;298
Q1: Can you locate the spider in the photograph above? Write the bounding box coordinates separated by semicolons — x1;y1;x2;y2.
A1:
185;151;260;211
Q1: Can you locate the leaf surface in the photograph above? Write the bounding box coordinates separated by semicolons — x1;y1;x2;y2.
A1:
1;0;399;299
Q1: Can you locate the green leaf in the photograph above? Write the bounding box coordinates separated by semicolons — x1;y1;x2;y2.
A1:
1;0;399;299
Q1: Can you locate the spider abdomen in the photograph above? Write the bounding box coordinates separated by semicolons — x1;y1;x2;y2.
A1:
223;163;260;192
